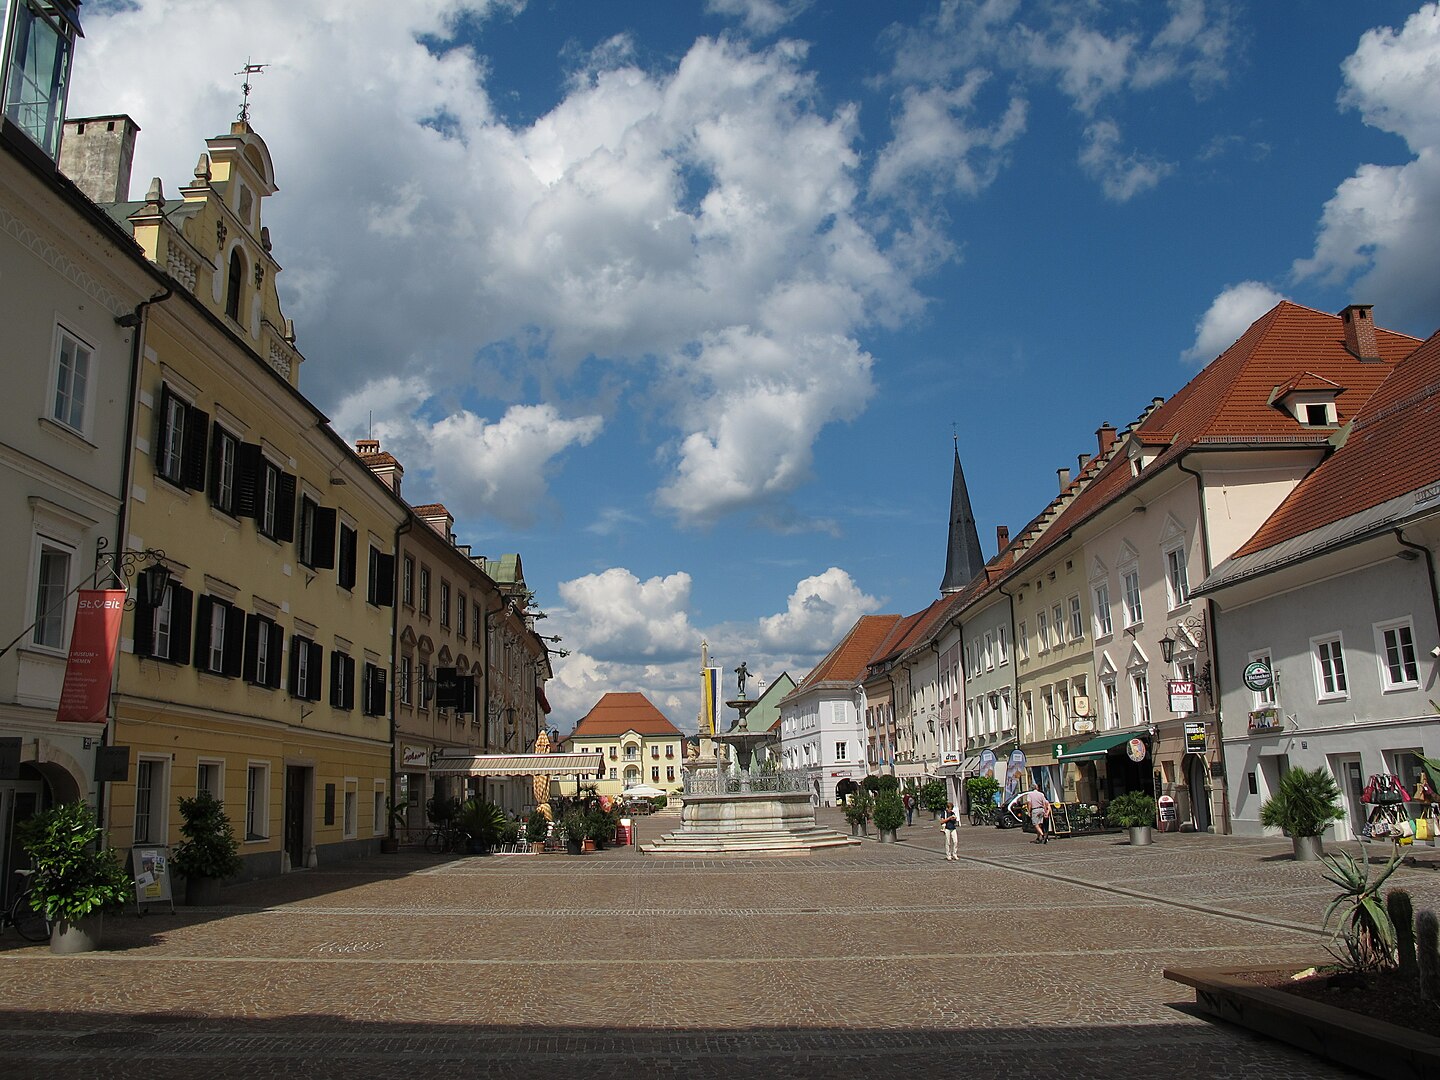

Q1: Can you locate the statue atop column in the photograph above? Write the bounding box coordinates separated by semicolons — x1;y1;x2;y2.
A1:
734;661;750;700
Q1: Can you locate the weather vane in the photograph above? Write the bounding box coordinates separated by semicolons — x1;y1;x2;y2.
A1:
235;59;269;124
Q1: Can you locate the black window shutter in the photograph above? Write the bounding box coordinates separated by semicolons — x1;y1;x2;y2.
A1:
267;622;285;688
313;507;337;570
193;595;214;669
242;612;261;682
223;604;245;677
338;526;357;590
330;653;343;707
170;586;193;663
367;664;387;715
156;385;177;478
132;598;156;658
208;426;225;502
373;551;395;607
182;406;209;490
289;634;303;695
274;473;297;543
234;443;262;518
343;654;356;710
308;640;324;701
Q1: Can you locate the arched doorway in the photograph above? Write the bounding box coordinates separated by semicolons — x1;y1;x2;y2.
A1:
1184;753;1211;832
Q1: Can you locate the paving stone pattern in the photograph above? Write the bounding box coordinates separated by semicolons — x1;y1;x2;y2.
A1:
3;809;1427;1078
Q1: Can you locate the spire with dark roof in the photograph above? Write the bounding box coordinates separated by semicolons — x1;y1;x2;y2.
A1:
941;438;984;594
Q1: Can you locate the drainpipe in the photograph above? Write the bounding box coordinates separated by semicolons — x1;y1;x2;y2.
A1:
1177;454;1226;833
1395;529;1440;643
100;285;173;835
389;516;412;842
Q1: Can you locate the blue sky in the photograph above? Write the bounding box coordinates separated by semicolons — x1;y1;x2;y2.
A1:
72;1;1440;730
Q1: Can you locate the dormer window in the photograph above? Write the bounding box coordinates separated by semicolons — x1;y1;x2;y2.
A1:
1270;373;1342;428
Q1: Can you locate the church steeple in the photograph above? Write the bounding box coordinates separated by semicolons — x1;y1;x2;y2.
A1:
940;437;984;595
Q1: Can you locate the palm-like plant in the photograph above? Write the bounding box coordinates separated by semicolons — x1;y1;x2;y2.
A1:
1320;847;1402;970
1259;766;1344;837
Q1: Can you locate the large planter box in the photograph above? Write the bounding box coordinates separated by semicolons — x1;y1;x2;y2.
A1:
1164;965;1440;1078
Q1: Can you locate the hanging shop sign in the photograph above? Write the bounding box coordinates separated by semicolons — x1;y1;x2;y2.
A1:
1072;718;1095;735
941;750;962;767
1167;680;1195;713
1184;722;1208;755
1242;660;1274;693
1247;707;1280;734
1126;737;1148;763
401;745;429;768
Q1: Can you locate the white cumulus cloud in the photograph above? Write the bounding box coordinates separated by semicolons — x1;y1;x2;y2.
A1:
1078;119;1174;202
758;567;882;652
1181;281;1286;364
1292;4;1440;329
555;568;697;663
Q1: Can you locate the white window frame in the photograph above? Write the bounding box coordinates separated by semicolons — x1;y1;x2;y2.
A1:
1093;581;1113;638
996;626;1008;665
159;389;188;484
245;761;270;841
196;758;225;801
982;631;994;671
1164;542;1190;610
343;778;358;840
1051;604;1064;648
1036;611;1049;654
1122;568;1143;627
373;781;387;836
258;457;281;539
1068;594;1084;642
213;425;239;515
50;324;93;436
1313;633;1349;702
1017;620;1028;661
1375;618;1420;692
30;535;73;651
399;656;413;705
133;755;169;845
1101;676;1118;729
1131;668;1152;727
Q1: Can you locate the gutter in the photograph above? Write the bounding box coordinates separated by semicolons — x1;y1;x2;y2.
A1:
100;284;173;834
387;514;412;841
1395;529;1440;647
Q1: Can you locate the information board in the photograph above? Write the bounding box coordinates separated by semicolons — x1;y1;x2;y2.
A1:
130;846;175;912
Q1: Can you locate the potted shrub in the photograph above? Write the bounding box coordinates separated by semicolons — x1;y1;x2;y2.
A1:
559;810;586;855
1107;791;1158;847
919;779;948;818
171;790;242;905
861;775;882;796
873;791;905;842
876;774;900;795
1260;766;1344;861
458;797;507;854
525;810;549;852
844;789;873;836
380;794;409;854
17;801;131;954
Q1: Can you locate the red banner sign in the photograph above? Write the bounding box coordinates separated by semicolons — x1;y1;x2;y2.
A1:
56;589;127;724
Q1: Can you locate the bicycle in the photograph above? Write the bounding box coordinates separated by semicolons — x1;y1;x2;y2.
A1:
969;802;998;827
424;821;466;854
1;871;51;942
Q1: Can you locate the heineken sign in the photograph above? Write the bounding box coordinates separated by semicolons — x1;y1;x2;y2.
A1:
1242;660;1273;693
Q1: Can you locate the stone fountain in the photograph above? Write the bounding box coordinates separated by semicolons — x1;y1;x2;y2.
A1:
640;662;857;855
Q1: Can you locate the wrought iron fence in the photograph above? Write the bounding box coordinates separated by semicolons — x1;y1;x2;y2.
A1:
683;769;812;796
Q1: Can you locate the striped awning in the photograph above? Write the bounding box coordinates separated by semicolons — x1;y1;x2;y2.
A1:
429;752;604;778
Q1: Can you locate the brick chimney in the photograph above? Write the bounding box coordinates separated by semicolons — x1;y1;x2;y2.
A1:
1096;422;1116;456
59;116;140;203
1340;304;1379;360
355;438;403;494
996;524;1010;549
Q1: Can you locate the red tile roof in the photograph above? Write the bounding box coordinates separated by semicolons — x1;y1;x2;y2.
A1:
1007;302;1420;576
789;614;903;696
569;692;681;738
1233;327;1440;556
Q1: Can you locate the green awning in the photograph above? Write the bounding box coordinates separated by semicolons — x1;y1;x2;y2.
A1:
1056;731;1136;762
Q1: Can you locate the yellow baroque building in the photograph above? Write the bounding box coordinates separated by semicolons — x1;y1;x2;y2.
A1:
77;116;408;876
562;692;683;800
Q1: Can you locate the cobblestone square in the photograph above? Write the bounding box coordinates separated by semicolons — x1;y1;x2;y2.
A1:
4;810;1423;1078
